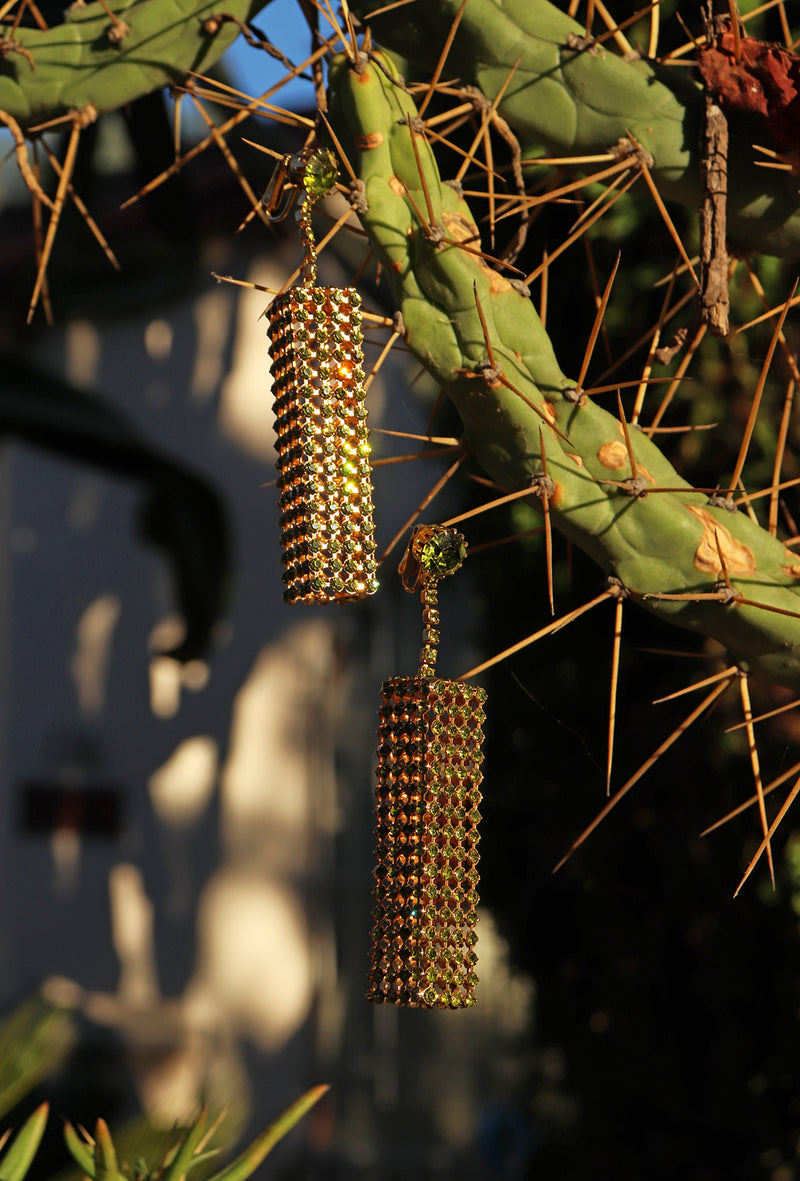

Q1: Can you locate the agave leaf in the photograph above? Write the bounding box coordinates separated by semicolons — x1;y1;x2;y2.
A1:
63;1121;97;1178
0;997;75;1122
160;1110;208;1181
93;1120;122;1181
206;1086;328;1181
0;1103;48;1181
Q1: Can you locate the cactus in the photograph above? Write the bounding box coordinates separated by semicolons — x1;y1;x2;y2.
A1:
347;0;800;257
325;48;800;692
0;0;268;126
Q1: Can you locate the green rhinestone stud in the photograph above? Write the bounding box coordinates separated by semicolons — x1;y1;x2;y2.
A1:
399;524;468;595
418;529;467;579
292;147;338;201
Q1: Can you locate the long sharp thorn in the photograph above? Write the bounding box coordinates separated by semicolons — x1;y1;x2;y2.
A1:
554;675;736;871
442;485;540;528
187;93;268;224
592;0;635;53
121;41;332;209
646;322;706;435
582;232;612;365
566;167;634;237
363;330;401;393
735;287;800;334
728;280;798;495
485;126;496;251
375;429;460;444
30;143;53;325
725;695;800;732
538;427;555;616
735;774;800;897
519;158;633;212
652;665;737;704
607;592;623;794
739;674;774;886
27;119;80;324
713;528;732;591
315;0;352;56
524;177;635;285
39;137;120;271
317;108;358;185
576;253;621;395
363;0;417;14
340;0;359;60
632;263;677;424
616;390;639;482
639;162;699;286
453;54;523;185
371;446;461;468
498;373;571;444
702;760;800;836
648;0;661;56
539;246;549;326
743;261;800;382
473;282;497;369
379;455;466;563
418;0;467;118
459;591;613;681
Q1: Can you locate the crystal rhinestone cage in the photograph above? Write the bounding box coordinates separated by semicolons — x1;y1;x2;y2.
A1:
368;675;486;1009
267;285;378;604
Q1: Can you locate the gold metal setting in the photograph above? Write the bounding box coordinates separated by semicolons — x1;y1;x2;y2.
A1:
268;285;378;603
367;524;485;1009
265;148;378;604
368;675;485;1008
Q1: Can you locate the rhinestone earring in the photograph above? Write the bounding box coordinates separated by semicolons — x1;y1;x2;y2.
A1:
265;147;378;605
367;525;486;1009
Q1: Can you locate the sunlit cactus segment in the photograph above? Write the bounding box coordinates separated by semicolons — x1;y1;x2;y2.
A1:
0;0;263;125
346;0;800;257
326;52;800;689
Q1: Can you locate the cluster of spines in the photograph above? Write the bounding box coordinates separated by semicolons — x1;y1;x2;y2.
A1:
368;675;485;1009
267;284;378;604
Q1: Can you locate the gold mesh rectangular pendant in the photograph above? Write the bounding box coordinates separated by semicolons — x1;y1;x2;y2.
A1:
267;284;378;604
367;675;486;1009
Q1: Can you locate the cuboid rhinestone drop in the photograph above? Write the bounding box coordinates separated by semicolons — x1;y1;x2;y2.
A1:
367;675;486;1009
267;284;378;605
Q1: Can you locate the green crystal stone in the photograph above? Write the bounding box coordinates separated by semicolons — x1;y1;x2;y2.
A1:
301;148;338;199
418;530;467;579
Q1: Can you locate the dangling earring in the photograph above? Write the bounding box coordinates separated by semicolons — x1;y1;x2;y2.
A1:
367;525;486;1009
265;147;378;605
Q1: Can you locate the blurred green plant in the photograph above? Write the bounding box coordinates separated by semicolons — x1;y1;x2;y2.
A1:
0;1078;326;1181
0;998;75;1124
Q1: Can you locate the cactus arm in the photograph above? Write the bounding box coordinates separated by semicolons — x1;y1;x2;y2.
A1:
347;0;800;258
327;52;800;689
0;0;271;126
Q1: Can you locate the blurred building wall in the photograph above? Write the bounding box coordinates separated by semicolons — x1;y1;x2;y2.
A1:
0;229;535;1178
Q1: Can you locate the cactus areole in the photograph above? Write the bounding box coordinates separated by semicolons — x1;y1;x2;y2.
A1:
326;51;800;692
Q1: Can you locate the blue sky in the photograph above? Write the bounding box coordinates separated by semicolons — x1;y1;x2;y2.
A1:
223;0;322;113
